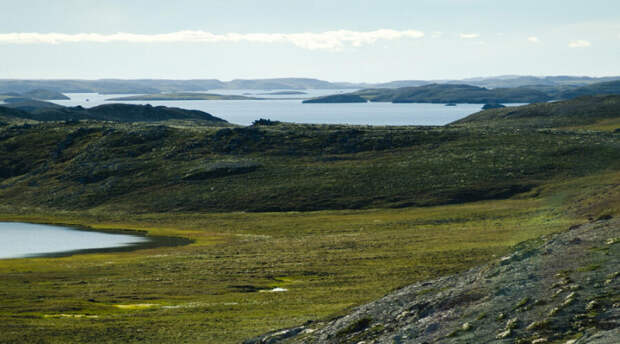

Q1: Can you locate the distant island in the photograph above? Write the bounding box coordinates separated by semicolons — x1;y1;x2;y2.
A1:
1;76;619;95
302;94;368;103
303;80;620;104
481;103;506;110
0;88;69;101
106;93;263;101
257;91;307;95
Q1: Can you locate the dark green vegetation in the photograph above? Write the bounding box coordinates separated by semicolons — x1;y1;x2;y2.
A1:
454;95;620;129
303;94;367;103
305;79;620;104
1;108;618;212
0;95;618;343
0;102;227;124
106;92;262;101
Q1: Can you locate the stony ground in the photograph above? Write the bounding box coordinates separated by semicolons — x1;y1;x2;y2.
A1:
248;216;619;343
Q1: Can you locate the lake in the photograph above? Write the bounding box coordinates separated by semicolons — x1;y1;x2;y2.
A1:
50;90;510;126
0;222;150;259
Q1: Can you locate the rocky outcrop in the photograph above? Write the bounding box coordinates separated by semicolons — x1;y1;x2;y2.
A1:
248;217;619;343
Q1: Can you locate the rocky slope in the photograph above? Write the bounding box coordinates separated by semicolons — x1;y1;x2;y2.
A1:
248;216;619;343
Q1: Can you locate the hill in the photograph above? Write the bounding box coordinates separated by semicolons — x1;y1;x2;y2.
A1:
452;95;620;129
0;102;228;124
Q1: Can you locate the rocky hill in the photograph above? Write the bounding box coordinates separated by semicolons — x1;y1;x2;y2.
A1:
248;216;619;343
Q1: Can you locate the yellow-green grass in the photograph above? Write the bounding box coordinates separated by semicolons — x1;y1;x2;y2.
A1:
3;171;618;343
561;117;620;132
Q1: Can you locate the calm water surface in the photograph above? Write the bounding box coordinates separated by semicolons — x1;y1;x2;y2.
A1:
51;90;508;126
0;222;149;259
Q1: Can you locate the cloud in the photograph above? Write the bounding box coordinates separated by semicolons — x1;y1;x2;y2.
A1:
431;31;443;38
459;33;480;39
0;29;424;51
527;36;541;43
568;40;591;48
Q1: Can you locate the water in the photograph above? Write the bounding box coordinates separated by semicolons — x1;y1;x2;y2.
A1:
0;222;150;259
49;90;505;126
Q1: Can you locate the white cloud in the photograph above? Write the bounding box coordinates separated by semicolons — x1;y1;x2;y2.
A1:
568;40;591;48
0;29;424;51
527;36;541;43
459;33;480;39
431;31;443;38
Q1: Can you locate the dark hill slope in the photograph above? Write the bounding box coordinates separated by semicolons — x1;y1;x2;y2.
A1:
0;119;618;212
0;103;227;124
452;95;620;128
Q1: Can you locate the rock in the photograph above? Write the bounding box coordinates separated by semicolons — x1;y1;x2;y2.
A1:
496;329;512;339
586;300;599;311
461;322;472;331
506;317;519;329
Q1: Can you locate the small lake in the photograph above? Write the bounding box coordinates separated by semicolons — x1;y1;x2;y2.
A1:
50;91;514;126
0;222;181;259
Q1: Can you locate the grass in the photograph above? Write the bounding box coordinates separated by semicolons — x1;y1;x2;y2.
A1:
0;177;611;343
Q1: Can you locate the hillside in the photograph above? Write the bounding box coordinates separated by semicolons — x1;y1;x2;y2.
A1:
0;109;618;212
452;95;620;129
0;102;228;124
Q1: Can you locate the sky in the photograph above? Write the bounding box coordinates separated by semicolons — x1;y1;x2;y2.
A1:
0;0;619;82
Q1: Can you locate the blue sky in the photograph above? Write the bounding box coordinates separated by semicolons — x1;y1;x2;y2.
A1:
1;0;619;82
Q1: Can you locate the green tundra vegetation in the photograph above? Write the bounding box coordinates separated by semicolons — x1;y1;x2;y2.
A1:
0;96;618;343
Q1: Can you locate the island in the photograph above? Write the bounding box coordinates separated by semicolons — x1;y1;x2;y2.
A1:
0;100;227;124
302;94;368;103
106;92;263;101
257;91;307;95
0;89;69;101
481;103;506;110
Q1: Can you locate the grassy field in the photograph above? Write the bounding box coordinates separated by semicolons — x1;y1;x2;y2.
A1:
0;169;618;343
